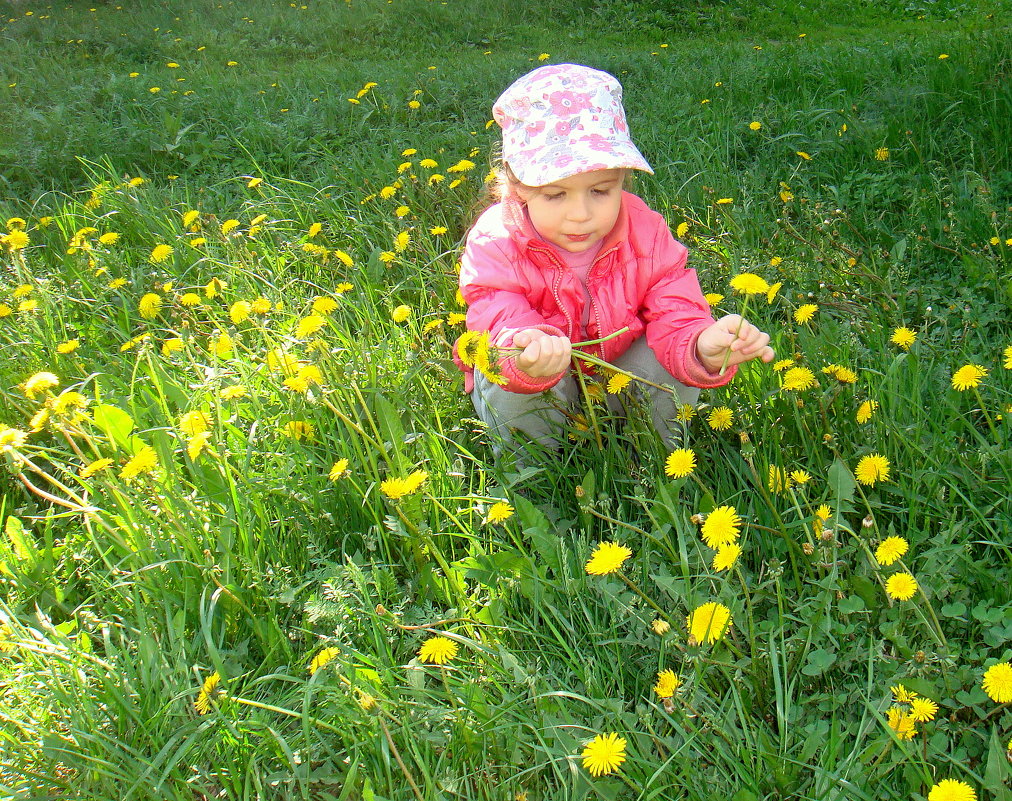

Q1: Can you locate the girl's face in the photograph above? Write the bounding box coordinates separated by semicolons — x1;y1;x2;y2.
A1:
517;168;624;253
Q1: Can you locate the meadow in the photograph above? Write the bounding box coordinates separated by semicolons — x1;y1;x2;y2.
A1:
1;0;1011;798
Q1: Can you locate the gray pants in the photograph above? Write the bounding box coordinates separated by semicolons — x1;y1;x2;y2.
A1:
471;337;700;456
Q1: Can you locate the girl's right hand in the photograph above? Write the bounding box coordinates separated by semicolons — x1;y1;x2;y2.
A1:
512;329;572;378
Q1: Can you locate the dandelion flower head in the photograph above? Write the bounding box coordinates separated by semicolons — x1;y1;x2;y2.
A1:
581;732;627;778
653;669;679;699
927;780;977;801
855;453;890;486
875;536;908;566
687;602;732;644
886;706;917;740
729;273;770;295
891;327;916;350
885;572;918;601
485;501;515;524
700;505;741;549
982;662;1012;703
909;697;938;722
418;635;458;665
713;543;741;572
664;448;696;478
585;542;632;576
707;406;733;431
951;364;987;391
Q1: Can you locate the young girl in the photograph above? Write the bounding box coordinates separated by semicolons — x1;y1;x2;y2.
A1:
458;63;774;456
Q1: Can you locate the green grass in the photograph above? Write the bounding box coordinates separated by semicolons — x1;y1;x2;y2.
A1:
1;0;1011;799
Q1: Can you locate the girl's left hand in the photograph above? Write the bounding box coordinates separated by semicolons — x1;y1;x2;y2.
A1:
697;314;775;373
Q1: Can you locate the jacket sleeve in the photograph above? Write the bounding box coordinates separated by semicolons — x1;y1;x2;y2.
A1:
460;231;567;394
640;224;737;388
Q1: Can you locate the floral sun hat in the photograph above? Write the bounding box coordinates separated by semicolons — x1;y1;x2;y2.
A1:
493;63;653;187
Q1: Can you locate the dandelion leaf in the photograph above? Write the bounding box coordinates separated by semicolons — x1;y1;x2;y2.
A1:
513;496;560;572
92;403;144;454
985;726;1012;800
5;516;36;563
827;456;857;505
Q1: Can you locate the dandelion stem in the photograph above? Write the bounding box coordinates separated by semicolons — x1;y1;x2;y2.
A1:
718;296;749;376
377;715;426;801
617;572;670;621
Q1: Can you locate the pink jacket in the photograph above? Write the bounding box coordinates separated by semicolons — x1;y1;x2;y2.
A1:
457;191;736;394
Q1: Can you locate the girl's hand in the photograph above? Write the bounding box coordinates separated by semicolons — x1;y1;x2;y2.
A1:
697;315;775;373
512;329;572;378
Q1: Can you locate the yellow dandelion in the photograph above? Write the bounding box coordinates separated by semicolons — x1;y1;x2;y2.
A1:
885;572;917;601
56;339;80;354
606;373;632;394
79;457;114;478
855;453;890;486
701;505;741;549
781;367;816;391
308;646;341;675
856;400;878;423
982;662;1012;703
229;300;251;324
585;542;633;575
391;304;412;323
886;706;917;740
890;327;916;350
794;304;818;324
664;448;696;478
139;293;162;320
654;669;680;698
713;543;741;572
194;671;222;715
909;697;938;722
707;406;733;430
951;364;987;391
150;244;173;263
187;431;212;461
687;602;732;643
0;428;29;452
23;371;59;399
296;315;327;338
283;421;314;441
874;536;908;566
581;732;627;778
418;636;458;665
768;465;792;494
729;273;770;295
121;445;158;481
927;780;976;801
380;469;428;500
485;501;515;524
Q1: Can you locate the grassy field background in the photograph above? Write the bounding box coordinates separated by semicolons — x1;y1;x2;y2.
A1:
1;0;1011;799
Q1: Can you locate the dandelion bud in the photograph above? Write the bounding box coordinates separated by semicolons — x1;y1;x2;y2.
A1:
915;650;926;663
687;634;699;648
738;431;750;444
822;433;834;444
690;513;705;526
862;515;875;529
375;604;388;616
663;697;676;714
574;486;585;499
802;542;815;555
651;618;670;635
820;529;834;542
